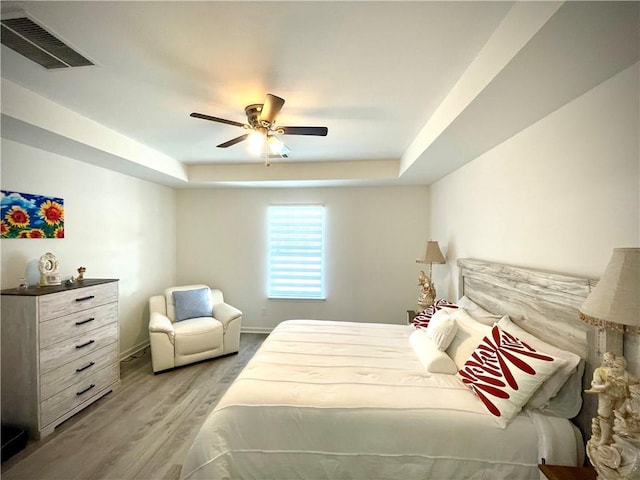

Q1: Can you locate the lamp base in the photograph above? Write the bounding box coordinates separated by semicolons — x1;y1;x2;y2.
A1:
587;435;640;480
417;296;435;312
584;352;640;480
417;270;436;312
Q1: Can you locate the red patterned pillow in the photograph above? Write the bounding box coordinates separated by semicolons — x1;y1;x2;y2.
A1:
458;325;564;428
411;299;458;329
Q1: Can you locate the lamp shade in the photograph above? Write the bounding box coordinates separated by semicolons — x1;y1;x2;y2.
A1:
579;247;639;334
416;241;446;265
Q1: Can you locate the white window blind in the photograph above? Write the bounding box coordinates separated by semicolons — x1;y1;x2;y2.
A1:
268;205;325;299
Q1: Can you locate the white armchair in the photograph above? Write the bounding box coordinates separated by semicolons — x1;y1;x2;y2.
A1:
148;285;242;373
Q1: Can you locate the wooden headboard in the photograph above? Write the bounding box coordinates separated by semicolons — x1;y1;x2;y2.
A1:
457;258;596;358
457;258;598;441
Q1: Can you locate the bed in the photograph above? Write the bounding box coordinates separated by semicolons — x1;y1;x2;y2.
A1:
181;259;596;480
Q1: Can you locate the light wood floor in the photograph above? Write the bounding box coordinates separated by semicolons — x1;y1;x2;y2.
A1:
1;333;267;480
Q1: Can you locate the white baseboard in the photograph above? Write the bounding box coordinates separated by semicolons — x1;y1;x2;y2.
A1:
241;326;273;334
120;340;150;361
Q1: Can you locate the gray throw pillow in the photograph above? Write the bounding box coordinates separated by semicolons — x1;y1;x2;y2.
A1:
172;288;212;322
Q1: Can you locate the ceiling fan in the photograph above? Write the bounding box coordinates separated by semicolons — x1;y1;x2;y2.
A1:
190;94;328;164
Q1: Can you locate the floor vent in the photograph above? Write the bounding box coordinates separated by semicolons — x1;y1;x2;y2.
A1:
1;16;93;69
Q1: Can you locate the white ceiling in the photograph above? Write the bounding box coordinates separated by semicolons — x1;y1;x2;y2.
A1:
1;1;638;187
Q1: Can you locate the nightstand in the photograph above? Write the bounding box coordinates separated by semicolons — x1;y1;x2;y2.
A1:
538;464;596;480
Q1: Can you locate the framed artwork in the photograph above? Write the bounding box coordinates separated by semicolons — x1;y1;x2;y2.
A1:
1;190;64;239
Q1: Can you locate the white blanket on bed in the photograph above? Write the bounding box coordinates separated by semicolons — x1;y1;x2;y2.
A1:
181;320;580;480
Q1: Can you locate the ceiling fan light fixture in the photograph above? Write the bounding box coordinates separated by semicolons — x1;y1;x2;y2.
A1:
247;131;265;154
268;136;284;155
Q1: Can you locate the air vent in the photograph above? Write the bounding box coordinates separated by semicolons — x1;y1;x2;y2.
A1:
1;16;93;69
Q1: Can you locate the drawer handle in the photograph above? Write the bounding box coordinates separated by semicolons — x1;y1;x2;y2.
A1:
75;339;95;349
76;361;95;373
76;384;95;396
75;295;95;302
75;317;95;326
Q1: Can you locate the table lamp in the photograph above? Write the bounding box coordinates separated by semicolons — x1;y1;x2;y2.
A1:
579;247;639;480
416;240;446;311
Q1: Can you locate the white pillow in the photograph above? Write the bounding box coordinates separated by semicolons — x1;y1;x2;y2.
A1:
497;316;582;410
455;296;501;326
424;309;458;351
536;360;585;418
445;309;492;368
409;330;458;374
458;324;566;428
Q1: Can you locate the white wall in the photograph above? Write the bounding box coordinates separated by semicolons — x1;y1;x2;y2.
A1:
0;139;177;357
429;64;639;374
176;186;429;332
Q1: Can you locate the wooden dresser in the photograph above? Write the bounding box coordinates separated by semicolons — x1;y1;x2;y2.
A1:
1;279;120;439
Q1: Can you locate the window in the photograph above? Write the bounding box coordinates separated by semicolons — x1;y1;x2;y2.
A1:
268;205;325;299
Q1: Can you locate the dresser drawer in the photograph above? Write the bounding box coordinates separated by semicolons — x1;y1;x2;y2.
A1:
38;282;118;322
40;343;119;401
40;323;118;375
39;303;118;349
40;362;119;429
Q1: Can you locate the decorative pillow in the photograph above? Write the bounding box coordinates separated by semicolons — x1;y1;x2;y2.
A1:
424;309;458;351
445;309;492;368
458;324;565;428
497;316;582;410
409;329;458;374
172;287;212;322
455;296;501;326
411;299;458;329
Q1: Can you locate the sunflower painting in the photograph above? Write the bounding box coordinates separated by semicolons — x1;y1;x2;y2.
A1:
1;191;64;239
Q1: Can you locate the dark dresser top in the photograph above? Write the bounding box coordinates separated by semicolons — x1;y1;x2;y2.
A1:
1;278;118;296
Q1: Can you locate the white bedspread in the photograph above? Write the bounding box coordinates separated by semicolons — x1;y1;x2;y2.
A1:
181;320;580;480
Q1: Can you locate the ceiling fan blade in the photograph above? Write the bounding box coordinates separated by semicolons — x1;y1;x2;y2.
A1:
190;112;246;128
278;126;328;136
259;94;285;125
217;134;250;148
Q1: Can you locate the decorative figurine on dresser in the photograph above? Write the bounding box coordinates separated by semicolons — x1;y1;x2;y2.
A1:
76;266;86;281
1;276;120;439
